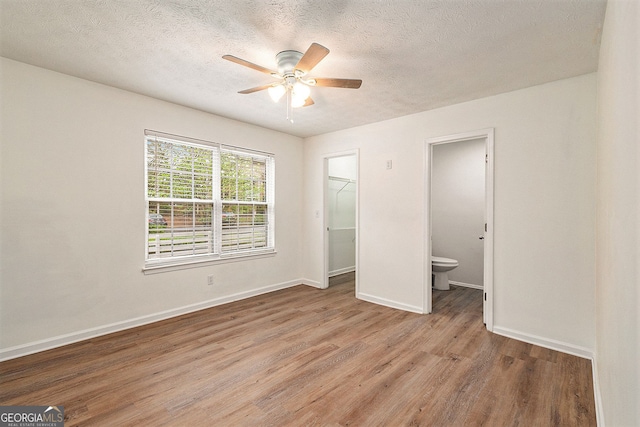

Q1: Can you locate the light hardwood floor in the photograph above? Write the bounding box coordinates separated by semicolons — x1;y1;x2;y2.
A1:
1;274;596;426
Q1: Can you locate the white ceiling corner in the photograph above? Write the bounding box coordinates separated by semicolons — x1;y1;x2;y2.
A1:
0;0;606;138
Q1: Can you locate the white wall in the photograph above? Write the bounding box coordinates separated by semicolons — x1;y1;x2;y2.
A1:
0;58;304;357
595;0;640;424
432;139;485;287
303;73;596;352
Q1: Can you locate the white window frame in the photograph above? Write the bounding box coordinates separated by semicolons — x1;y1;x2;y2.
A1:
143;130;275;272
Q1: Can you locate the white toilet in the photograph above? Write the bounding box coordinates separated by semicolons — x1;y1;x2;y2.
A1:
432;256;459;291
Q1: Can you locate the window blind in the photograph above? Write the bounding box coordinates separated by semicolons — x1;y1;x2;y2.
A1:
144;130;274;266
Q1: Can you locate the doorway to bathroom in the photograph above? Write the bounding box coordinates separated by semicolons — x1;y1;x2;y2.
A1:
425;129;494;330
323;152;358;293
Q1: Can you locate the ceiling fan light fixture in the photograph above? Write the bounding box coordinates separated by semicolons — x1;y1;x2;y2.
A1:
268;84;286;102
291;95;307;108
291;82;311;108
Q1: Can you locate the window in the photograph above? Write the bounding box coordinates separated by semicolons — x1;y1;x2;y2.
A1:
220;150;272;253
145;130;275;268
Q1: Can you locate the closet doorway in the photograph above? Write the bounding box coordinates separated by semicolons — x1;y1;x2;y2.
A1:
323;152;358;292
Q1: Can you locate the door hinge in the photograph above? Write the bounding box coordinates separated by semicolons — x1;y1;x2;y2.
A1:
485;223;487;232
485;154;488;164
484;293;487;301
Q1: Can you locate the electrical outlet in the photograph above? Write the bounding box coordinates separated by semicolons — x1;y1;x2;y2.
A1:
207;275;215;286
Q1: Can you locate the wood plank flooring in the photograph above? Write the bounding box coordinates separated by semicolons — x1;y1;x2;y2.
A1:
0;274;596;426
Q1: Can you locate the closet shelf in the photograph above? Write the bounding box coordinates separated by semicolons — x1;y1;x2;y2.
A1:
328;176;356;195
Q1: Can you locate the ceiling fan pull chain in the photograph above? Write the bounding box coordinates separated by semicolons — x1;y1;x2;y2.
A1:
287;90;294;123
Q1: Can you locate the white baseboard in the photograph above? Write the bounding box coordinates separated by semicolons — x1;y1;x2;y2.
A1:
591;355;605;427
357;292;423;314
449;280;483;290
492;326;594;360
0;279;303;362
329;266;356;277
300;278;323;289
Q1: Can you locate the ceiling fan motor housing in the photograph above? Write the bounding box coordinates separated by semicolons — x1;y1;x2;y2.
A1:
276;50;303;75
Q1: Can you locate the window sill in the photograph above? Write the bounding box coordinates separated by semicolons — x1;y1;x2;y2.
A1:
142;250;277;275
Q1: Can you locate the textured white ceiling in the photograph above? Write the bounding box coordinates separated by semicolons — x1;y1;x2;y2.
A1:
1;0;606;138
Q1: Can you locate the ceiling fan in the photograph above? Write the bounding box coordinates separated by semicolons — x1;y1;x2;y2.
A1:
223;43;362;114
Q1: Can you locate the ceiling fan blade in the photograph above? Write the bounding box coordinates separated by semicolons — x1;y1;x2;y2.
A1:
295;43;330;74
303;97;315;107
313;78;362;89
223;55;277;75
238;84;273;94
